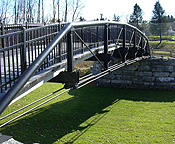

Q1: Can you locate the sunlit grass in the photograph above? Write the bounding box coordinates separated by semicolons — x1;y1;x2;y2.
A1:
0;83;175;144
148;36;175;51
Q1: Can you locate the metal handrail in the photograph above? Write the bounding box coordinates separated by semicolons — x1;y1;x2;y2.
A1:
0;21;150;115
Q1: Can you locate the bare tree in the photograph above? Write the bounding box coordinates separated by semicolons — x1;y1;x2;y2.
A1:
37;0;40;23
72;0;84;21
14;0;17;24
0;0;12;23
23;0;26;23
64;0;68;22
42;0;44;23
26;0;36;23
57;0;60;22
52;0;56;22
13;0;37;24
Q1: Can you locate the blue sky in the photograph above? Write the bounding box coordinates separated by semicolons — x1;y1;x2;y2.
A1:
81;0;175;22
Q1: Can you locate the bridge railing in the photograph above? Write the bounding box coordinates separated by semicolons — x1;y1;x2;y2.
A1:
0;21;150;115
0;23;66;92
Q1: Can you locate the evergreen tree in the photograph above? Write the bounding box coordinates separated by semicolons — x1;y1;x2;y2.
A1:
150;1;168;43
129;3;143;28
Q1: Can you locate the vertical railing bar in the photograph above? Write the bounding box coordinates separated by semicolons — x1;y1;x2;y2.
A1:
37;29;39;58
15;35;19;78
27;31;31;67
48;26;51;67
122;25;126;49
45;26;48;68
104;24;109;69
0;23;4;92
3;48;7;90
81;28;84;53
146;39;150;55
133;30;136;49
7;36;12;88
31;31;34;63
37;29;40;71
52;26;55;64
96;26;99;47
140;36;143;49
21;27;27;74
58;40;62;62
34;30;37;60
11;36;15;85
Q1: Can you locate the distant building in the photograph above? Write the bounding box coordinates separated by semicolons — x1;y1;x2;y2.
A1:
168;26;175;36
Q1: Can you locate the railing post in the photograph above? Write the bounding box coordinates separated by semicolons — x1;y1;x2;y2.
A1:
96;26;99;47
81;28;84;53
104;24;109;69
133;29;136;49
58;23;62;62
21;27;27;73
0;23;4;91
122;25;126;49
140;36;143;49
146;39;150;56
67;30;74;72
25;22;28;29
1;23;5;48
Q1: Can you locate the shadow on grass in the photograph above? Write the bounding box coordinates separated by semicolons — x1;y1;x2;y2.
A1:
156;42;166;49
1;86;175;143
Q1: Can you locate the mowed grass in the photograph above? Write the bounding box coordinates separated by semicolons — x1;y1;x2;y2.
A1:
149;40;175;50
148;36;175;50
0;82;175;144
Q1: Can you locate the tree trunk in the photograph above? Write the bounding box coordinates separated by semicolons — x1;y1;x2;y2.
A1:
64;0;67;22
42;0;44;23
159;23;162;43
37;0;40;23
57;0;60;22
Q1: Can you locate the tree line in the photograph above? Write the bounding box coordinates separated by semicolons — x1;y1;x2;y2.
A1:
0;0;85;24
0;0;174;43
128;1;174;43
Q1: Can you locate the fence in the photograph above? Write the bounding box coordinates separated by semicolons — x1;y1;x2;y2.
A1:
151;49;175;58
0;23;66;92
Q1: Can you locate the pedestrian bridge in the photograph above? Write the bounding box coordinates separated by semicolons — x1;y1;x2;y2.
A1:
0;21;150;115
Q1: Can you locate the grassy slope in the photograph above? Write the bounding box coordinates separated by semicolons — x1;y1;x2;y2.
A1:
0;83;175;144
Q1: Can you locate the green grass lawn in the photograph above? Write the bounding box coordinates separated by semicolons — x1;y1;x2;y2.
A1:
0;82;175;144
149;40;175;50
148;36;175;50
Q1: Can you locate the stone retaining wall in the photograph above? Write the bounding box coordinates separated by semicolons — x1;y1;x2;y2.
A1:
92;57;175;90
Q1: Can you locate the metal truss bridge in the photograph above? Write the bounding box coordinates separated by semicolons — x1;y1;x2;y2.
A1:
0;21;150;122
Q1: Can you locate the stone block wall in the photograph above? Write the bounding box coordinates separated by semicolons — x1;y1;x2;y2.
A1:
92;57;175;90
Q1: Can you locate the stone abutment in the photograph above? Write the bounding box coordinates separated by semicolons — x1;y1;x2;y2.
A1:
92;57;175;90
